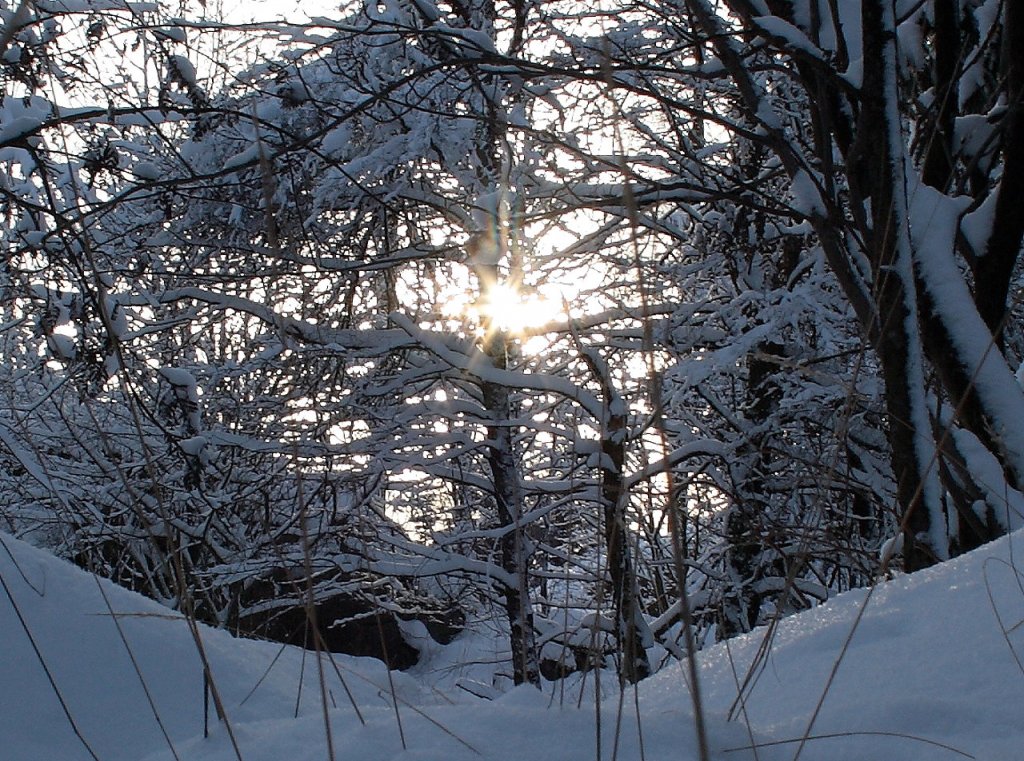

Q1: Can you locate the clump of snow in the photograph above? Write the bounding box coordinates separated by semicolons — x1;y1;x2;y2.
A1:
0;115;44;144
178;436;210;463
878;531;904;566
753;15;824;60
789;167;825;216
152;26;187;44
103;295;128;338
961;190;998;258
221;144;260;172
133;161;163;181
159;366;198;393
169;55;197;87
46;332;77;360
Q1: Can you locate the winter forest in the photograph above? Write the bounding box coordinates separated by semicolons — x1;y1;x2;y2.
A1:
2;0;1024;756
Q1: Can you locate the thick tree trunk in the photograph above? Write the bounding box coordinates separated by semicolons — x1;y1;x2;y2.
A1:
447;0;540;687
688;0;1024;568
857;0;947;569
975;0;1024;343
581;348;653;683
601;407;653;683
577;348;647;680
921;0;959;192
481;310;540;687
912;0;1015;547
481;380;540;685
683;0;946;566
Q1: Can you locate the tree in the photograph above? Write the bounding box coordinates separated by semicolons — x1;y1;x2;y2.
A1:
583;0;1024;570
5;0;1023;693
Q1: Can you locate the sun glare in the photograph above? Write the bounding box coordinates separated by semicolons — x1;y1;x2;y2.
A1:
478;283;564;336
436;264;572;348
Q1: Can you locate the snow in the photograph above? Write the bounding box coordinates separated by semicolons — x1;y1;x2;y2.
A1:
788;167;825;217
104;295;129;338
961;190;998;257
0;116;44;144
169;55;198;88
752;16;824;60
178;435;210;461
46;332;77;360
4;528;1024;761
431;23;497;55
159;366;198;391
879;532;905;566
909;179;1024;497
33;1;159;11
152;26;187;44
222;144;260;172
134;161;164;181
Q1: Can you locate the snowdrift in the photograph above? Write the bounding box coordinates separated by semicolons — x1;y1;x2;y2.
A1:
2;530;1023;760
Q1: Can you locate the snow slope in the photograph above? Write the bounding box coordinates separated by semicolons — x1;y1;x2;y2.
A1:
2;530;1023;761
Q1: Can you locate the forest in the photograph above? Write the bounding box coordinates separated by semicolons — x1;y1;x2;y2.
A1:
1;0;1023;714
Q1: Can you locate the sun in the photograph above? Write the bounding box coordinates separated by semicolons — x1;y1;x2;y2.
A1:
436;263;570;344
477;282;565;336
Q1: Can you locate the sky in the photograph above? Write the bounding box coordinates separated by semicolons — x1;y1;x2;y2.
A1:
2;527;1023;761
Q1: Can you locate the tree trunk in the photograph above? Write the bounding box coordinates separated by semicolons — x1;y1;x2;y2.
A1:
481;305;540;687
481;377;541;685
858;0;947;568
581;349;652;682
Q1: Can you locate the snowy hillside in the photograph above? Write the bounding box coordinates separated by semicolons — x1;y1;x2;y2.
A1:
3;531;1023;761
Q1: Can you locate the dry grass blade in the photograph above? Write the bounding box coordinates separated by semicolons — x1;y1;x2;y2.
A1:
182;612;246;761
982;556;1024;678
360;502;407;749
320;656;484;757
0;557;102;761
92;574;182;761
632;684;647;761
723;729;975;758
375;611;408;750
723;639;760;761
0;530;45;595
297;474;336;761
790;584;876;761
239;642;289;706
600;43;711;761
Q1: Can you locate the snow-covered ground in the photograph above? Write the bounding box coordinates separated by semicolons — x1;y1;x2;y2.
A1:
2;530;1023;761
